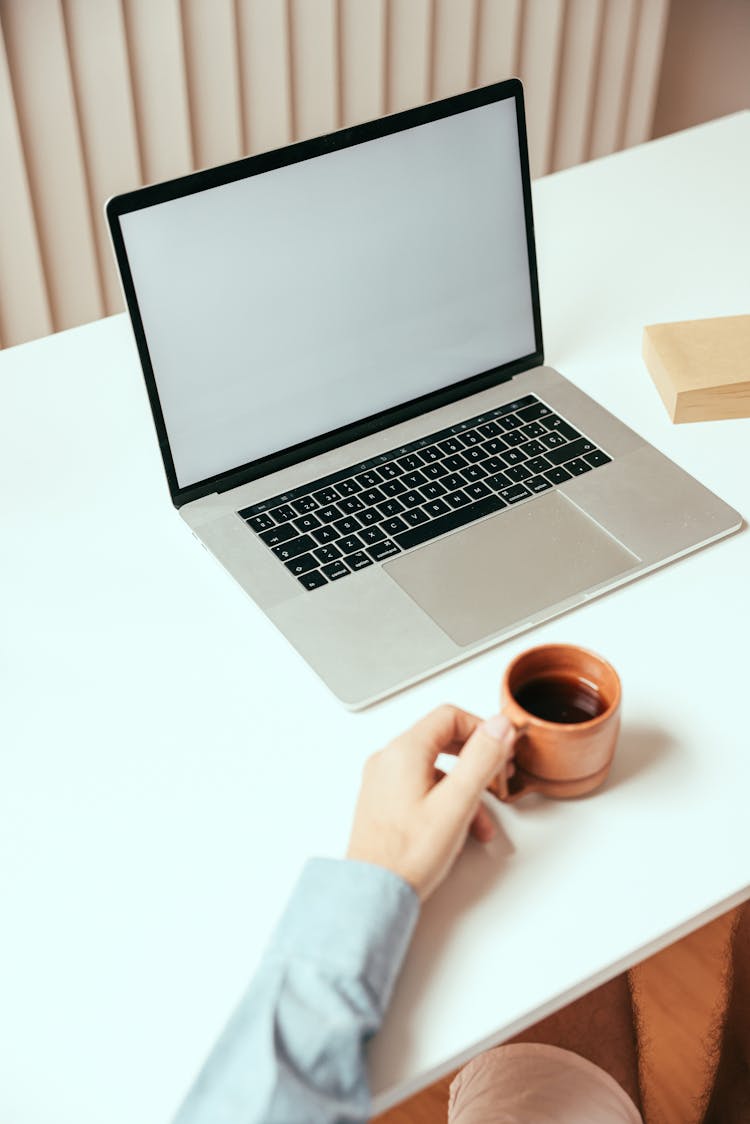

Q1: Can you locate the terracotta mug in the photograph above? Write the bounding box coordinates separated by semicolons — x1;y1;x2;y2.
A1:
490;644;622;801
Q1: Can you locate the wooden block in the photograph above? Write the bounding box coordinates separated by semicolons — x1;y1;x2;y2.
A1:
642;314;750;423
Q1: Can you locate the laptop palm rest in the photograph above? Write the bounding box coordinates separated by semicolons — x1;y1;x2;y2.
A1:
384;491;640;647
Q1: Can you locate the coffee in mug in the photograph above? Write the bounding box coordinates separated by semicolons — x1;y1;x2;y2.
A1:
513;675;606;725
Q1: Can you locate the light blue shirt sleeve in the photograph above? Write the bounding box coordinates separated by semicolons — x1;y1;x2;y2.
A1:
173;858;420;1124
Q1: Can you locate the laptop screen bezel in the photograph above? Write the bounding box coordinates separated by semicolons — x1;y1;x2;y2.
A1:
106;78;543;509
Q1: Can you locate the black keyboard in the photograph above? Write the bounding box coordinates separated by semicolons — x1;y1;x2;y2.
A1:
238;394;612;592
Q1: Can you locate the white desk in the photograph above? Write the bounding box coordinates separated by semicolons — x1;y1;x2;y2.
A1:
1;113;749;1124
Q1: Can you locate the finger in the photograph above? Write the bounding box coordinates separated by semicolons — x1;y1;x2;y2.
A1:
469;802;496;843
428;714;516;826
392;704;482;765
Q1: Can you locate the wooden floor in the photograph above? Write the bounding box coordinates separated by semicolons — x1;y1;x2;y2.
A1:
374;907;738;1124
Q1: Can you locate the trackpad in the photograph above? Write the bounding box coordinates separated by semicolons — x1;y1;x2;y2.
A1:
384;491;639;647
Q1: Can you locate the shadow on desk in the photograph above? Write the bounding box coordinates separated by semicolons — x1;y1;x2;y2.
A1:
606;723;678;790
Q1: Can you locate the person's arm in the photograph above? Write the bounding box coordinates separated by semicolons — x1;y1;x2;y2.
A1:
173;706;515;1124
174;857;417;1124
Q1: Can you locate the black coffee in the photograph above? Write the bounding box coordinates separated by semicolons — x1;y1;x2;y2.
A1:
514;675;605;725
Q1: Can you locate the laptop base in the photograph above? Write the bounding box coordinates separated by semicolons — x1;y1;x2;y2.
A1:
181;365;742;709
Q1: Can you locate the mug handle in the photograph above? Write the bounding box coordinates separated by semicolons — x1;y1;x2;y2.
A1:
494;765;545;802
491;715;541;803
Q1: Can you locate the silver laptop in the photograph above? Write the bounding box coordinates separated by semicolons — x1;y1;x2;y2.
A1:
107;79;741;709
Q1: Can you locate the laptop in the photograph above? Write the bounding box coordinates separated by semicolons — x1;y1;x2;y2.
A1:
107;78;741;709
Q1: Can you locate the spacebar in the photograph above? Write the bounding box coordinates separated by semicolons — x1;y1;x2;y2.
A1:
394;494;507;551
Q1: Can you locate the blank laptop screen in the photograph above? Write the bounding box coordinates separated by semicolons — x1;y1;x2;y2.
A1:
119;96;536;489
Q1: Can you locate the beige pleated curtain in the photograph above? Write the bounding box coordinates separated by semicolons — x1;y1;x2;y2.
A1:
0;0;669;350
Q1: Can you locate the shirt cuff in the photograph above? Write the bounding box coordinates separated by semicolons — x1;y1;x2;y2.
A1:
267;857;420;1016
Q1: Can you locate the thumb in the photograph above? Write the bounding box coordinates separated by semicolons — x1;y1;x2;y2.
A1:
429;714;516;827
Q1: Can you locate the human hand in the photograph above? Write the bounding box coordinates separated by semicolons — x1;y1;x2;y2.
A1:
346;705;516;901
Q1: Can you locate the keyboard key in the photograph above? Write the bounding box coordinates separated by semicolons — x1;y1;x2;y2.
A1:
401;490;424;508
419;445;442;462
338;496;365;514
520;421;547;440
381;479;407;497
360;525;387;545
478;421;501;438
502;430;526;447
460;429;483;445
298;569;327;591
527;474;553;494
465;481;491;500
259;523;297;547
423;462;449;479
420;481;447;500
356;470;383;488
317;505;340;523
398;453;425;471
498;484;531;504
503;447;527;465
312;525;339;545
383;516;408;535
269;503;296;523
294;514;321;534
379;498;405;518
523;440;547;458
291;496;319;515
486;472;512;490
540;431;568;451
313;487;340;506
444;453;468;472
247;512;274;532
402;470;427;489
517;401;553;423
272;534;316;561
484;437;509;455
545;466;573;485
284;552;318;576
314;545;342;564
403;508;430;526
378;462;403;479
499;413;524;430
345;551;374;572
395;493;506;551
566;458;592;476
322;560;351;581
424;499;450;518
464;446;490;462
584;449;612;468
543;417;580;441
445;489;472;509
526;455;552;474
361;487;386;506
461;464;487;482
338;534;363;554
336;479;361;497
545;437;596;465
334;516;362;535
439;437;465;455
504;464;532;483
484;455;508;473
358;509;380;526
367;539;401;562
442;473;465;491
